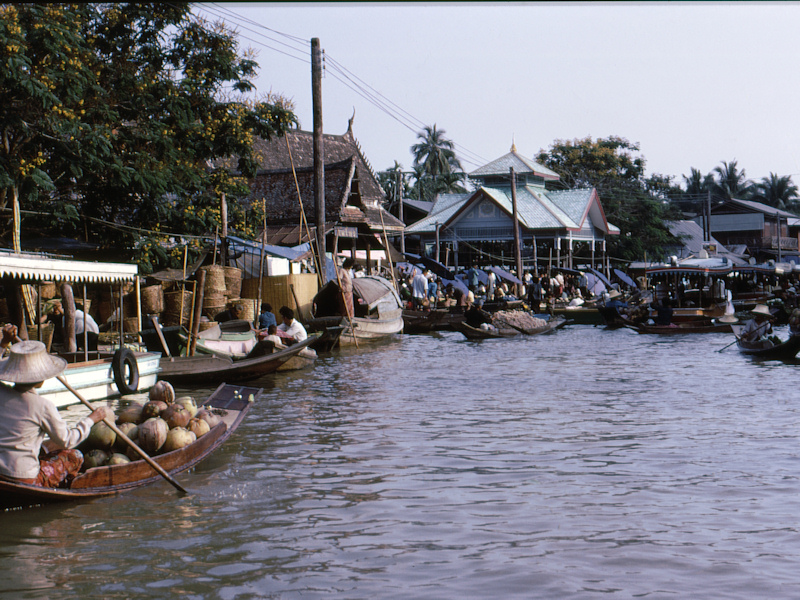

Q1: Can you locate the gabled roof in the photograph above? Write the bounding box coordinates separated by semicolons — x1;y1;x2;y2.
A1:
715;197;800;222
665;220;747;265
469;147;560;181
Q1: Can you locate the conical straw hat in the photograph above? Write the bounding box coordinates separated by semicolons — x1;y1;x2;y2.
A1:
0;340;67;384
751;304;773;317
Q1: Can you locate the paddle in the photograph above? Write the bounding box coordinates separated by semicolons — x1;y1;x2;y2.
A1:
56;375;188;495
716;339;738;353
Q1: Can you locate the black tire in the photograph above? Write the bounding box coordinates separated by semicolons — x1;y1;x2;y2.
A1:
112;348;139;395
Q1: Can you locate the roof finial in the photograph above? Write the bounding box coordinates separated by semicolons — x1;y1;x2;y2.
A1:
511;135;517;153
347;108;355;134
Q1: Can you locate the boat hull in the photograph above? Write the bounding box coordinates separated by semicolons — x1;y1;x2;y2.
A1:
338;312;404;346
736;334;800;359
37;351;162;409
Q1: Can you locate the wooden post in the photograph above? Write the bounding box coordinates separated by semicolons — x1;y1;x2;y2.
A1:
220;192;228;267
312;37;326;278
7;284;28;340
510;167;523;296
397;170;405;254
435;222;441;263
257;201;267;327
62;283;77;353
189;269;206;357
533;235;538;276
82;284;88;362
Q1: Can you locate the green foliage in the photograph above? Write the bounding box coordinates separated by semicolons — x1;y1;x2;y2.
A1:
410;124;465;201
754;173;799;211
536;136;677;262
0;3;296;272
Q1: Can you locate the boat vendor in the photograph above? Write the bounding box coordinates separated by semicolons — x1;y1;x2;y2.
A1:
0;328;113;488
740;304;775;343
45;299;100;351
215;302;244;323
276;306;308;343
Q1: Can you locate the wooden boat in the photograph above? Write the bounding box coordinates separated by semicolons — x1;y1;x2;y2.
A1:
0;383;260;510
157;333;319;385
456;315;567;340
402;309;465;334
309;325;345;352
624;321;733;335
312;276;403;346
0;252;161;409
551;305;604;325
731;325;800;359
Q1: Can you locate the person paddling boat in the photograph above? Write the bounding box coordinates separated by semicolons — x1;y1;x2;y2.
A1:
739;304;776;347
0;326;112;488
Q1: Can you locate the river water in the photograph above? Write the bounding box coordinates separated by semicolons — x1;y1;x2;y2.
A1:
3;325;800;599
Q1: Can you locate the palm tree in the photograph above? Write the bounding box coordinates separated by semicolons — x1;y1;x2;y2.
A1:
755;173;799;210
712;160;754;201
683;167;714;196
411;124;463;201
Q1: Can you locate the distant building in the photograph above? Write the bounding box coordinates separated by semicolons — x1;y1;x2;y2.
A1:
664;220;747;266
698;197;800;262
404;144;619;271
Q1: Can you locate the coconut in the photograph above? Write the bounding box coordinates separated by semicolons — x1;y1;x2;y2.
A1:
162;427;196;453
174;396;198;418
196;408;222;429
116;403;144;424
138;417;169;454
86;420;116;451
112;422;139;453
106;453;131;466
141;400;168;421
83;449;109;470
149;380;175;405
162;403;191;429
187;417;210;439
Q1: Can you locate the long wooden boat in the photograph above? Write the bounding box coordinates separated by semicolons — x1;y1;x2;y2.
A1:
157;333;319;385
0;383;261;510
0;252;161;408
730;325;800;359
456;315;567;340
312;276;403;346
309;325;345;352
624;321;733;335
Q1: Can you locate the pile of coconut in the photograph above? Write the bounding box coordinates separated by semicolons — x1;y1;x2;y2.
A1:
491;310;547;332
79;381;223;470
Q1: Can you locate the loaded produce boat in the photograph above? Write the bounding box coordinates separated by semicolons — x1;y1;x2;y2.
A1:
0;383;261;510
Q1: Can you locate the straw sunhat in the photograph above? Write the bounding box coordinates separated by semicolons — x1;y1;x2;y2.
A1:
719;314;739;323
751;304;773;318
0;340;67;384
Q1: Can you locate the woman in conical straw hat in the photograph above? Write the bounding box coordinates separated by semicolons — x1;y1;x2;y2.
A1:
740;304;775;344
0;325;112;487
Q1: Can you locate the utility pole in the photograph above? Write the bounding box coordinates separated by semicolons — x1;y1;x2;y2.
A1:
397;170;405;254
312;38;326;279
510;167;523;296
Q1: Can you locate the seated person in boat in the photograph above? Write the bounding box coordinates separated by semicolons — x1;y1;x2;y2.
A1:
0;328;112;488
650;297;674;326
215;302;244;323
257;302;277;330
277;306;307;343
789;307;800;336
446;284;467;314
259;324;285;349
741;304;775;345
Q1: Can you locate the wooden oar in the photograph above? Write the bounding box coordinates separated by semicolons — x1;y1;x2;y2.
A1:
56;375;188;495
716;337;740;353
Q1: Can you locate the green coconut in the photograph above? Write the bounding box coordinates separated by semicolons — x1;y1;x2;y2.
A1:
187;417;210;439
161;427;196;453
106;453;131;466
196;408;222;429
162;403;191;429
141;400;168;421
149;380;175;405
116;403;144;425
83;449;109;470
86;420;116;451
112;422;139;453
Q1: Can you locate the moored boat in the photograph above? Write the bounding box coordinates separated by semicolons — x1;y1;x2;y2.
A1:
624;321;733;335
456;315;567;340
0;383;261;510
402;309;465;334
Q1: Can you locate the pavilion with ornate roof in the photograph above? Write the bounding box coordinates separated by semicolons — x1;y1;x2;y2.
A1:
404;144;619;272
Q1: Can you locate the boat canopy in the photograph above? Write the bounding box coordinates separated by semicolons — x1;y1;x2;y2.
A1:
352;276;401;310
0;252;137;283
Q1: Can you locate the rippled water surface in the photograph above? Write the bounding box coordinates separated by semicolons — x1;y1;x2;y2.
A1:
3;325;800;599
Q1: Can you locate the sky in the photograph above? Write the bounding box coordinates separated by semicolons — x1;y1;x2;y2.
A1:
194;2;800;186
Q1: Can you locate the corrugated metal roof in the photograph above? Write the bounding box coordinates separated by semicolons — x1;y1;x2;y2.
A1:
470;150;560;180
0;252;138;282
726;197;799;220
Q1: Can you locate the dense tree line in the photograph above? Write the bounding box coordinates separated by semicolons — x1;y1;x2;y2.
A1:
0;3;296;272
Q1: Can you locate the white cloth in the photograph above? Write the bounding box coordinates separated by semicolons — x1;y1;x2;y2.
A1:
741;318;771;342
73;309;99;335
265;334;285;349
0;385;93;479
277;319;307;342
412;273;427;299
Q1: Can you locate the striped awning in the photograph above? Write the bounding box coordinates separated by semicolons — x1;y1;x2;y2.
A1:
0;253;138;283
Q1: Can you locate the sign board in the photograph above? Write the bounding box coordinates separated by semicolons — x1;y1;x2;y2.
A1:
335;226;358;239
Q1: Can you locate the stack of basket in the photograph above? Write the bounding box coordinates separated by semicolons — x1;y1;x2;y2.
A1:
163;289;193;326
200;265;226;319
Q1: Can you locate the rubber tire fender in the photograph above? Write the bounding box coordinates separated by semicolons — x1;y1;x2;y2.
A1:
112;348;140;395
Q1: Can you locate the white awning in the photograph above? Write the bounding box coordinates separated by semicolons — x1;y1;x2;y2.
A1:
0;253;138;283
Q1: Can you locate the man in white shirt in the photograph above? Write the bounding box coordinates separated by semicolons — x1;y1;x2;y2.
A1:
277;306;307;343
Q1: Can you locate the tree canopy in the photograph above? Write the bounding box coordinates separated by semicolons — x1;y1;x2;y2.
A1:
0;3;296;272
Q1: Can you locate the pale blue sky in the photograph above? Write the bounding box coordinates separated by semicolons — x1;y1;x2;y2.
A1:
195;2;800;185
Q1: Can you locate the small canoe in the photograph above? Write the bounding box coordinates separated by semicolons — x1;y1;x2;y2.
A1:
456;315;567;340
730;325;800;359
624;321;733;335
0;383;261;510
157;333;320;385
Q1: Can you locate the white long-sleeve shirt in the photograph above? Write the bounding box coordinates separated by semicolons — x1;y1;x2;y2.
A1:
0;385;93;479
